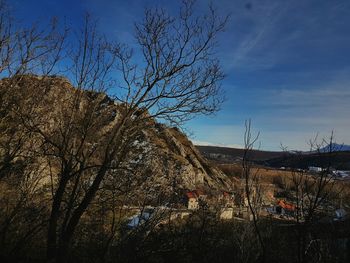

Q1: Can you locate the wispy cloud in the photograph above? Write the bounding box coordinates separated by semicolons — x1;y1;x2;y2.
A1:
191;140;243;149
45;0;350;151
189;66;350;151
221;0;350;72
84;0;350;150
247;69;350;149
189;123;252;150
222;0;293;71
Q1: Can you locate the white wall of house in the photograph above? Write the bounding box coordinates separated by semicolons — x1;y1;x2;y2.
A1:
188;198;199;210
309;166;323;172
220;208;233;220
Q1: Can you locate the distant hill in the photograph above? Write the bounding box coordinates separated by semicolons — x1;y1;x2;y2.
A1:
263;151;350;170
196;145;350;170
195;145;284;164
320;143;350;153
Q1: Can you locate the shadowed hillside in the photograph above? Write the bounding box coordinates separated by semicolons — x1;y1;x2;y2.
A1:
196;145;284;164
196;145;350;170
263;151;350;170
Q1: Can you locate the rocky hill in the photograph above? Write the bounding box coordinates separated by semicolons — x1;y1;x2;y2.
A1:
143;124;231;192
0;75;231;200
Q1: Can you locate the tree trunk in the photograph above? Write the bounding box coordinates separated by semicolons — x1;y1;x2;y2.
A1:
53;165;109;262
56;234;70;263
47;176;69;262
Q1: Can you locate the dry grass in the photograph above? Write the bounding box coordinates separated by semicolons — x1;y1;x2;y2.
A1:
218;164;350;198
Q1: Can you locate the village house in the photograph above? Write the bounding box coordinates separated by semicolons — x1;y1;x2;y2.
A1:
190;190;235;206
184;191;199;210
194;189;207;201
220;207;234;220
219;191;235;207
267;199;296;217
332;170;350;178
183;190;210;210
183;190;236;219
308;166;324;173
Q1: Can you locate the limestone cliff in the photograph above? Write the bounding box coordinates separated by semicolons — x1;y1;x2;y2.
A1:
0;75;231;197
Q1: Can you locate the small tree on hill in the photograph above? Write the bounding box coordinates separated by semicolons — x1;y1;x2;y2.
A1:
241;120;265;263
280;132;342;263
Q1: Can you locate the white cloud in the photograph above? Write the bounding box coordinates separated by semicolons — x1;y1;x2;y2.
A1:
191;140;243;149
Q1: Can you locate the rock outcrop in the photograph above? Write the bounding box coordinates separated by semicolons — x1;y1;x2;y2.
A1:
0;75;231;198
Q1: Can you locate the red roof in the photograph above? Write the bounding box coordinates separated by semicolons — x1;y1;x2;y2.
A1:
278;200;296;211
186;192;197;199
223;191;230;197
186;189;207;199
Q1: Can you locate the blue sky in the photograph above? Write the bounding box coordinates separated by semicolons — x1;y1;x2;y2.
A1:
11;0;350;151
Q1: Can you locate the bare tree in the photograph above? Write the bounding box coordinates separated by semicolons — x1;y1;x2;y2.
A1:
0;0;227;261
0;1;228;262
241;119;265;262
280;132;342;263
115;0;226;125
0;0;67;181
0;1;67;260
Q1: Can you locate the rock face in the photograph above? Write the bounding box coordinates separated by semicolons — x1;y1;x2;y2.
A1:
0;75;231;197
143;124;231;191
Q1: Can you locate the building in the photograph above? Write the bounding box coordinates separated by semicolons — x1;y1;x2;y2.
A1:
332;170;350;178
220;191;234;207
184;191;199;210
309;166;323;173
267;200;296;217
194;189;207;200
183;189;208;210
220;207;234;220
